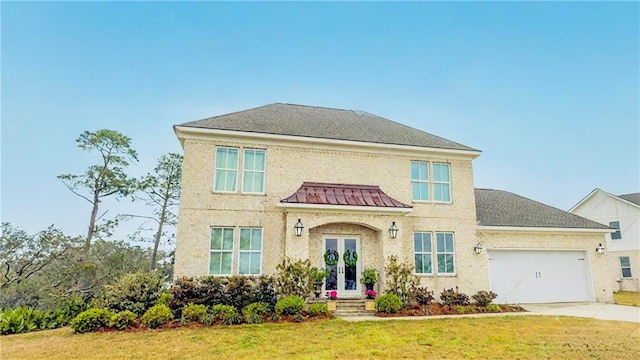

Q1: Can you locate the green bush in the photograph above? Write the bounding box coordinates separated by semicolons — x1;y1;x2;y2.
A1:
242;302;270;324
71;308;114;333
375;294;403;313
110;310;137;330
156;292;171;307
141;304;173;328
211;304;242;325
250;276;277;311
472;291;498;307
101;271;164;316
169;277;225;317
486;303;501;312
182;303;208;323
275;296;305;316
275;258;312;297
440;288;470;306
307;303;328;317
384;255;419;305
0;307;45;335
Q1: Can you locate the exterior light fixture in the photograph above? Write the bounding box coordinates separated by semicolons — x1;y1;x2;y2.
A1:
474;243;483;254
389;222;398;239
294;219;304;237
595;243;605;255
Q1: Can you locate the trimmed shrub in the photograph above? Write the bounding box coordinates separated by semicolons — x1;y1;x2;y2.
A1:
71;308;113;333
375;294;403;314
486;303;501;312
211;304;242;325
472;291;498;307
412;287;435;306
225;276;255;311
182;303;208;323
156;292;171;307
275;296;305;316
142;304;173;328
307;303;328;317
251;276;277;311
110;310;137;330
169;277;225;317
440;288;470;306
242;302;270;324
101;271;164;316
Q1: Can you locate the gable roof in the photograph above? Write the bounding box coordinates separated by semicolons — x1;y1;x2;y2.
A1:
569;188;640;212
179;103;479;152
281;182;412;209
475;189;609;229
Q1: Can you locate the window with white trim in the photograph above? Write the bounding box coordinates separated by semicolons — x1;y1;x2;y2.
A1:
610;221;622;240
239;228;262;275
413;232;433;274
432;163;451;202
620;256;632;278
209;227;234;275
214;147;239;192
242;149;266;194
436;232;455;274
411;161;429;201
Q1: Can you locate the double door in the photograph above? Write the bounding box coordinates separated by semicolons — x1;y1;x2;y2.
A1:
323;236;360;298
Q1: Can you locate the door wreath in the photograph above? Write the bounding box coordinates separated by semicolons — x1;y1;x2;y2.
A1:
343;249;358;266
324;250;339;266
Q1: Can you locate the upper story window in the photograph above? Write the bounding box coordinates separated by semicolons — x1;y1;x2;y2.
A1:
610;221;621;240
411;161;451;202
619;256;632;278
411;161;429;201
214;147;239;192
242;149;266;194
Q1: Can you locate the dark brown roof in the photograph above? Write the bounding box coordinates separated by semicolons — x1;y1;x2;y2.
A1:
281;182;412;208
617;193;640;206
179;103;478;152
475;189;608;229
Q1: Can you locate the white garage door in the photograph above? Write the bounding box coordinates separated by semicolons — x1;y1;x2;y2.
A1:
488;250;594;304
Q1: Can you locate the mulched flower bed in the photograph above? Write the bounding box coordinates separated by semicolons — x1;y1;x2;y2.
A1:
376;303;527;317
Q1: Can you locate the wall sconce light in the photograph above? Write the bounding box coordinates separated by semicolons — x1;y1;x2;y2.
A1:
389;222;398;239
294;219;304;237
474;243;483;254
595;243;605;255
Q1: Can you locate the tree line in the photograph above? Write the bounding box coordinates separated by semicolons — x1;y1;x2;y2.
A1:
1;129;182;309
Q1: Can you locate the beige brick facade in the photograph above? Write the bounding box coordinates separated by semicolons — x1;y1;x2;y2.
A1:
174;128;614;302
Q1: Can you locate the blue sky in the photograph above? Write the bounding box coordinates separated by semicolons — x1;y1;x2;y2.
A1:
2;1;638;240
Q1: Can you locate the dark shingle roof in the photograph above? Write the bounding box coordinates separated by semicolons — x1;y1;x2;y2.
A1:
179;103;478;152
617;193;640;206
475;189;608;229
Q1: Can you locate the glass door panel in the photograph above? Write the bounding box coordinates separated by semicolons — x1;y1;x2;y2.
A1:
325;238;338;291
343;239;357;291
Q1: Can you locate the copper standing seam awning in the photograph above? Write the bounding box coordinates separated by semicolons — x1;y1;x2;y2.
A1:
280;182;412;210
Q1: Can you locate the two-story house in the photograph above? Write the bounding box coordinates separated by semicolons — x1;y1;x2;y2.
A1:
570;189;640;292
173;103;614;303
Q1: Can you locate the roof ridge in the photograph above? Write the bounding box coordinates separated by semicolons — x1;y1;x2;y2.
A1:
279;103;356;113
618;192;640;196
187;103;275;124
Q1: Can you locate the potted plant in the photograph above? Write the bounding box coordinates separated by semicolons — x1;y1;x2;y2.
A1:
360;268;378;291
364;290;377;310
310;267;329;298
325;290;338;311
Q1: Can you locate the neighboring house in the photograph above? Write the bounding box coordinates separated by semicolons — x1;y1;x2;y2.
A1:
570;189;640;292
173;103;614;304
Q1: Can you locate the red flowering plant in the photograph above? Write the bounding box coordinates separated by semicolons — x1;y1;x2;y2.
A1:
365;290;377;299
325;290;337;300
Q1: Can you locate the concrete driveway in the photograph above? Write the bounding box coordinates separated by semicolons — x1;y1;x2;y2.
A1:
523;302;640;323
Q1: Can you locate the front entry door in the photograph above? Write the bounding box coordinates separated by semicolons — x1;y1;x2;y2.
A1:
323;236;360;298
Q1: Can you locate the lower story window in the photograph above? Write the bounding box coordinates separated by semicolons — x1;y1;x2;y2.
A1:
414;232;433;274
413;231;455;275
620;256;632;278
239;228;262;275
436;232;455;274
210;227;234;275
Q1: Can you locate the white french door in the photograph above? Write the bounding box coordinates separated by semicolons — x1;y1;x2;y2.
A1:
323;236;360;298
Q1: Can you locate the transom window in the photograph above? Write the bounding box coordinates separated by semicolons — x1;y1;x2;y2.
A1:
413;232;433;274
209;227;234;275
239;228;262;275
410;161;451;202
214;147;239;192
413;231;455;275
620;257;632;278
436;232;455;274
610;221;622;240
242;149;266;194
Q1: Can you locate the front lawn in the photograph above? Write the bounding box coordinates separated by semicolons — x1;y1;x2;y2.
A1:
614;291;640;307
3;316;639;359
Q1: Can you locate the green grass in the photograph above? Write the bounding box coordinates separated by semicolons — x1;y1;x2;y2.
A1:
614;291;640;307
3;316;639;359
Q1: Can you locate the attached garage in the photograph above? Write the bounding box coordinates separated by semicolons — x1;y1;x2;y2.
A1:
488;249;595;304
